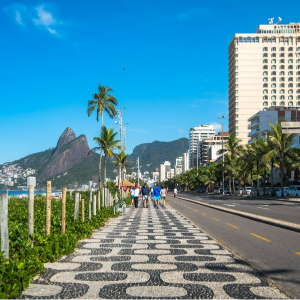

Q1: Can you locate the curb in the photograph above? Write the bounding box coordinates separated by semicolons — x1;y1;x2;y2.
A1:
177;195;300;233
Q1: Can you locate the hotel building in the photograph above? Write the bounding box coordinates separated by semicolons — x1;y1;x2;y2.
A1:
229;20;300;145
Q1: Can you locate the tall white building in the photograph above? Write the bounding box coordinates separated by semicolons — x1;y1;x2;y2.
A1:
189;125;215;168
183;151;190;172
159;161;171;182
229;20;300;145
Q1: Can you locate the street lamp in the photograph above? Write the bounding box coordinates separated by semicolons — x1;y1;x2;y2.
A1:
122;122;129;150
115;108;126;151
196;139;200;171
218;116;226;195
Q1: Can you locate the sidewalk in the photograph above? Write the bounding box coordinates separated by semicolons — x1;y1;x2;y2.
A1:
21;201;288;299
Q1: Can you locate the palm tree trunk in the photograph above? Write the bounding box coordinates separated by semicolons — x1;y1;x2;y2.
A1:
98;150;103;189
118;165;122;199
104;154;107;188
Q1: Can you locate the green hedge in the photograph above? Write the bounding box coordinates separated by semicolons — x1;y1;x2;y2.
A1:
0;193;128;299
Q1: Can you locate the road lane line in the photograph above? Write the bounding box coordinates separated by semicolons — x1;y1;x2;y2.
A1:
250;233;271;242
295;252;300;256
211;217;219;221
202;213;207;216
193;209;198;212
226;223;238;229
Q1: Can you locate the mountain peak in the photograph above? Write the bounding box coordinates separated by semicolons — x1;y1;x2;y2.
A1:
52;127;76;157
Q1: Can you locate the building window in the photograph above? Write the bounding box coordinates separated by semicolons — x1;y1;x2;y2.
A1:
263;65;268;69
263;101;268;106
263;53;268;57
263;47;268;51
280;47;284;51
263;77;268;82
272;47;276;51
288;77;293;81
263;89;268;94
263;83;268;88
289;47;293;51
280;53;285;57
288;71;293;75
263;96;268;100
236;114;239;118
289;59;293;63
271;77;276;81
289;89;293;94
235;96;239;100
297;65;300;69
297;89;300;93
271;96;276;100
263;59;268;63
271;83;276;88
280;65;285;69
236;108;239;112
289;96;294;100
263;71;268;76
271;65;276;70
289;83;293;87
271;89;276;94
271;53;276;57
280;96;285;100
280;101;285;105
297;47;300;51
289;53;293;57
271;59;276;63
280;59;285;63
280;89;285;94
280;83;285;87
280;77;285;81
271;101;276;106
297;77;300;81
288;65;293;69
280;71;285;75
271;71;276;75
288;101;293;105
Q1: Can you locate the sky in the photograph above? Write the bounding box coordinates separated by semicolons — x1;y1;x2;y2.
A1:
1;0;300;164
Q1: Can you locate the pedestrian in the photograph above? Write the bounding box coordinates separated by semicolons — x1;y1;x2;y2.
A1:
153;183;161;208
173;187;178;198
141;184;150;208
130;188;135;205
133;186;140;208
160;186;167;206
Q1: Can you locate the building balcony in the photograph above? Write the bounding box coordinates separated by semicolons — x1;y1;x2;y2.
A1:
248;120;260;129
248;128;260;137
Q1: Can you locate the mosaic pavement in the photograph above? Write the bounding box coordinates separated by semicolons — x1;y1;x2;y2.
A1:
21;201;288;299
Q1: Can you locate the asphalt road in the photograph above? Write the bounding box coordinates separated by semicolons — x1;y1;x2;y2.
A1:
180;192;300;225
167;194;300;298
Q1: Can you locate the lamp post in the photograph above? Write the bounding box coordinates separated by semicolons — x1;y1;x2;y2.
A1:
196;139;200;171
115;108;126;151
218;116;226;195
123;122;129;150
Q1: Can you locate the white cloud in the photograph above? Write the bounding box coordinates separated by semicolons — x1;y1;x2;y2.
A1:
15;11;23;25
33;5;60;36
3;3;62;37
210;122;222;133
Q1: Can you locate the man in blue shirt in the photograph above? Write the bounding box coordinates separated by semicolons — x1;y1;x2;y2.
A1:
152;183;161;209
141;184;150;208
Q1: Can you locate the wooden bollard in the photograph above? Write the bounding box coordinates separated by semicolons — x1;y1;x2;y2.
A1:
74;192;79;220
28;185;34;246
93;195;96;216
0;193;9;259
46;181;51;236
81;198;85;222
89;191;92;220
61;188;66;234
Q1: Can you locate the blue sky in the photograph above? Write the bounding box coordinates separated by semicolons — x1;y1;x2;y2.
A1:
1;0;300;164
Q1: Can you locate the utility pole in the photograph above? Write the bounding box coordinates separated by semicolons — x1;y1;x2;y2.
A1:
218;116;226;195
115;108;126;152
137;157;140;186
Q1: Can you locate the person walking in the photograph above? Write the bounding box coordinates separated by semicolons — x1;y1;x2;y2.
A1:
153;183;161;208
160;186;167;206
133;186;140;208
173;187;178;198
130;188;135;205
141;184;150;208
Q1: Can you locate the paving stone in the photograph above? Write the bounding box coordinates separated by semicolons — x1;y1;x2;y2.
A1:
21;201;288;299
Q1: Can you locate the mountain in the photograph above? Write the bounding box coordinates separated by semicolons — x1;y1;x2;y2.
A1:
1;128;188;188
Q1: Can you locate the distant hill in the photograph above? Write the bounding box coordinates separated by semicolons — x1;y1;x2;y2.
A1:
0;128;188;188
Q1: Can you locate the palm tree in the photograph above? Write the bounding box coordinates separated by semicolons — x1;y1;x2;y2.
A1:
87;83;118;128
265;121;295;196
88;126;122;188
113;151;132;198
87;84;118;188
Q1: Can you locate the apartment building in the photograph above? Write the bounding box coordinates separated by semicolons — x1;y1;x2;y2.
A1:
248;106;300;147
189;125;215;168
229;20;300;145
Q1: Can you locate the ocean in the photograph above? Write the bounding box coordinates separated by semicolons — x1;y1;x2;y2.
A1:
0;190;61;197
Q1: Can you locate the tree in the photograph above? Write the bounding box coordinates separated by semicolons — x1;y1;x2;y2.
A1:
88;126;122;188
265;121;295;196
87;84;118;188
113;151;132;199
